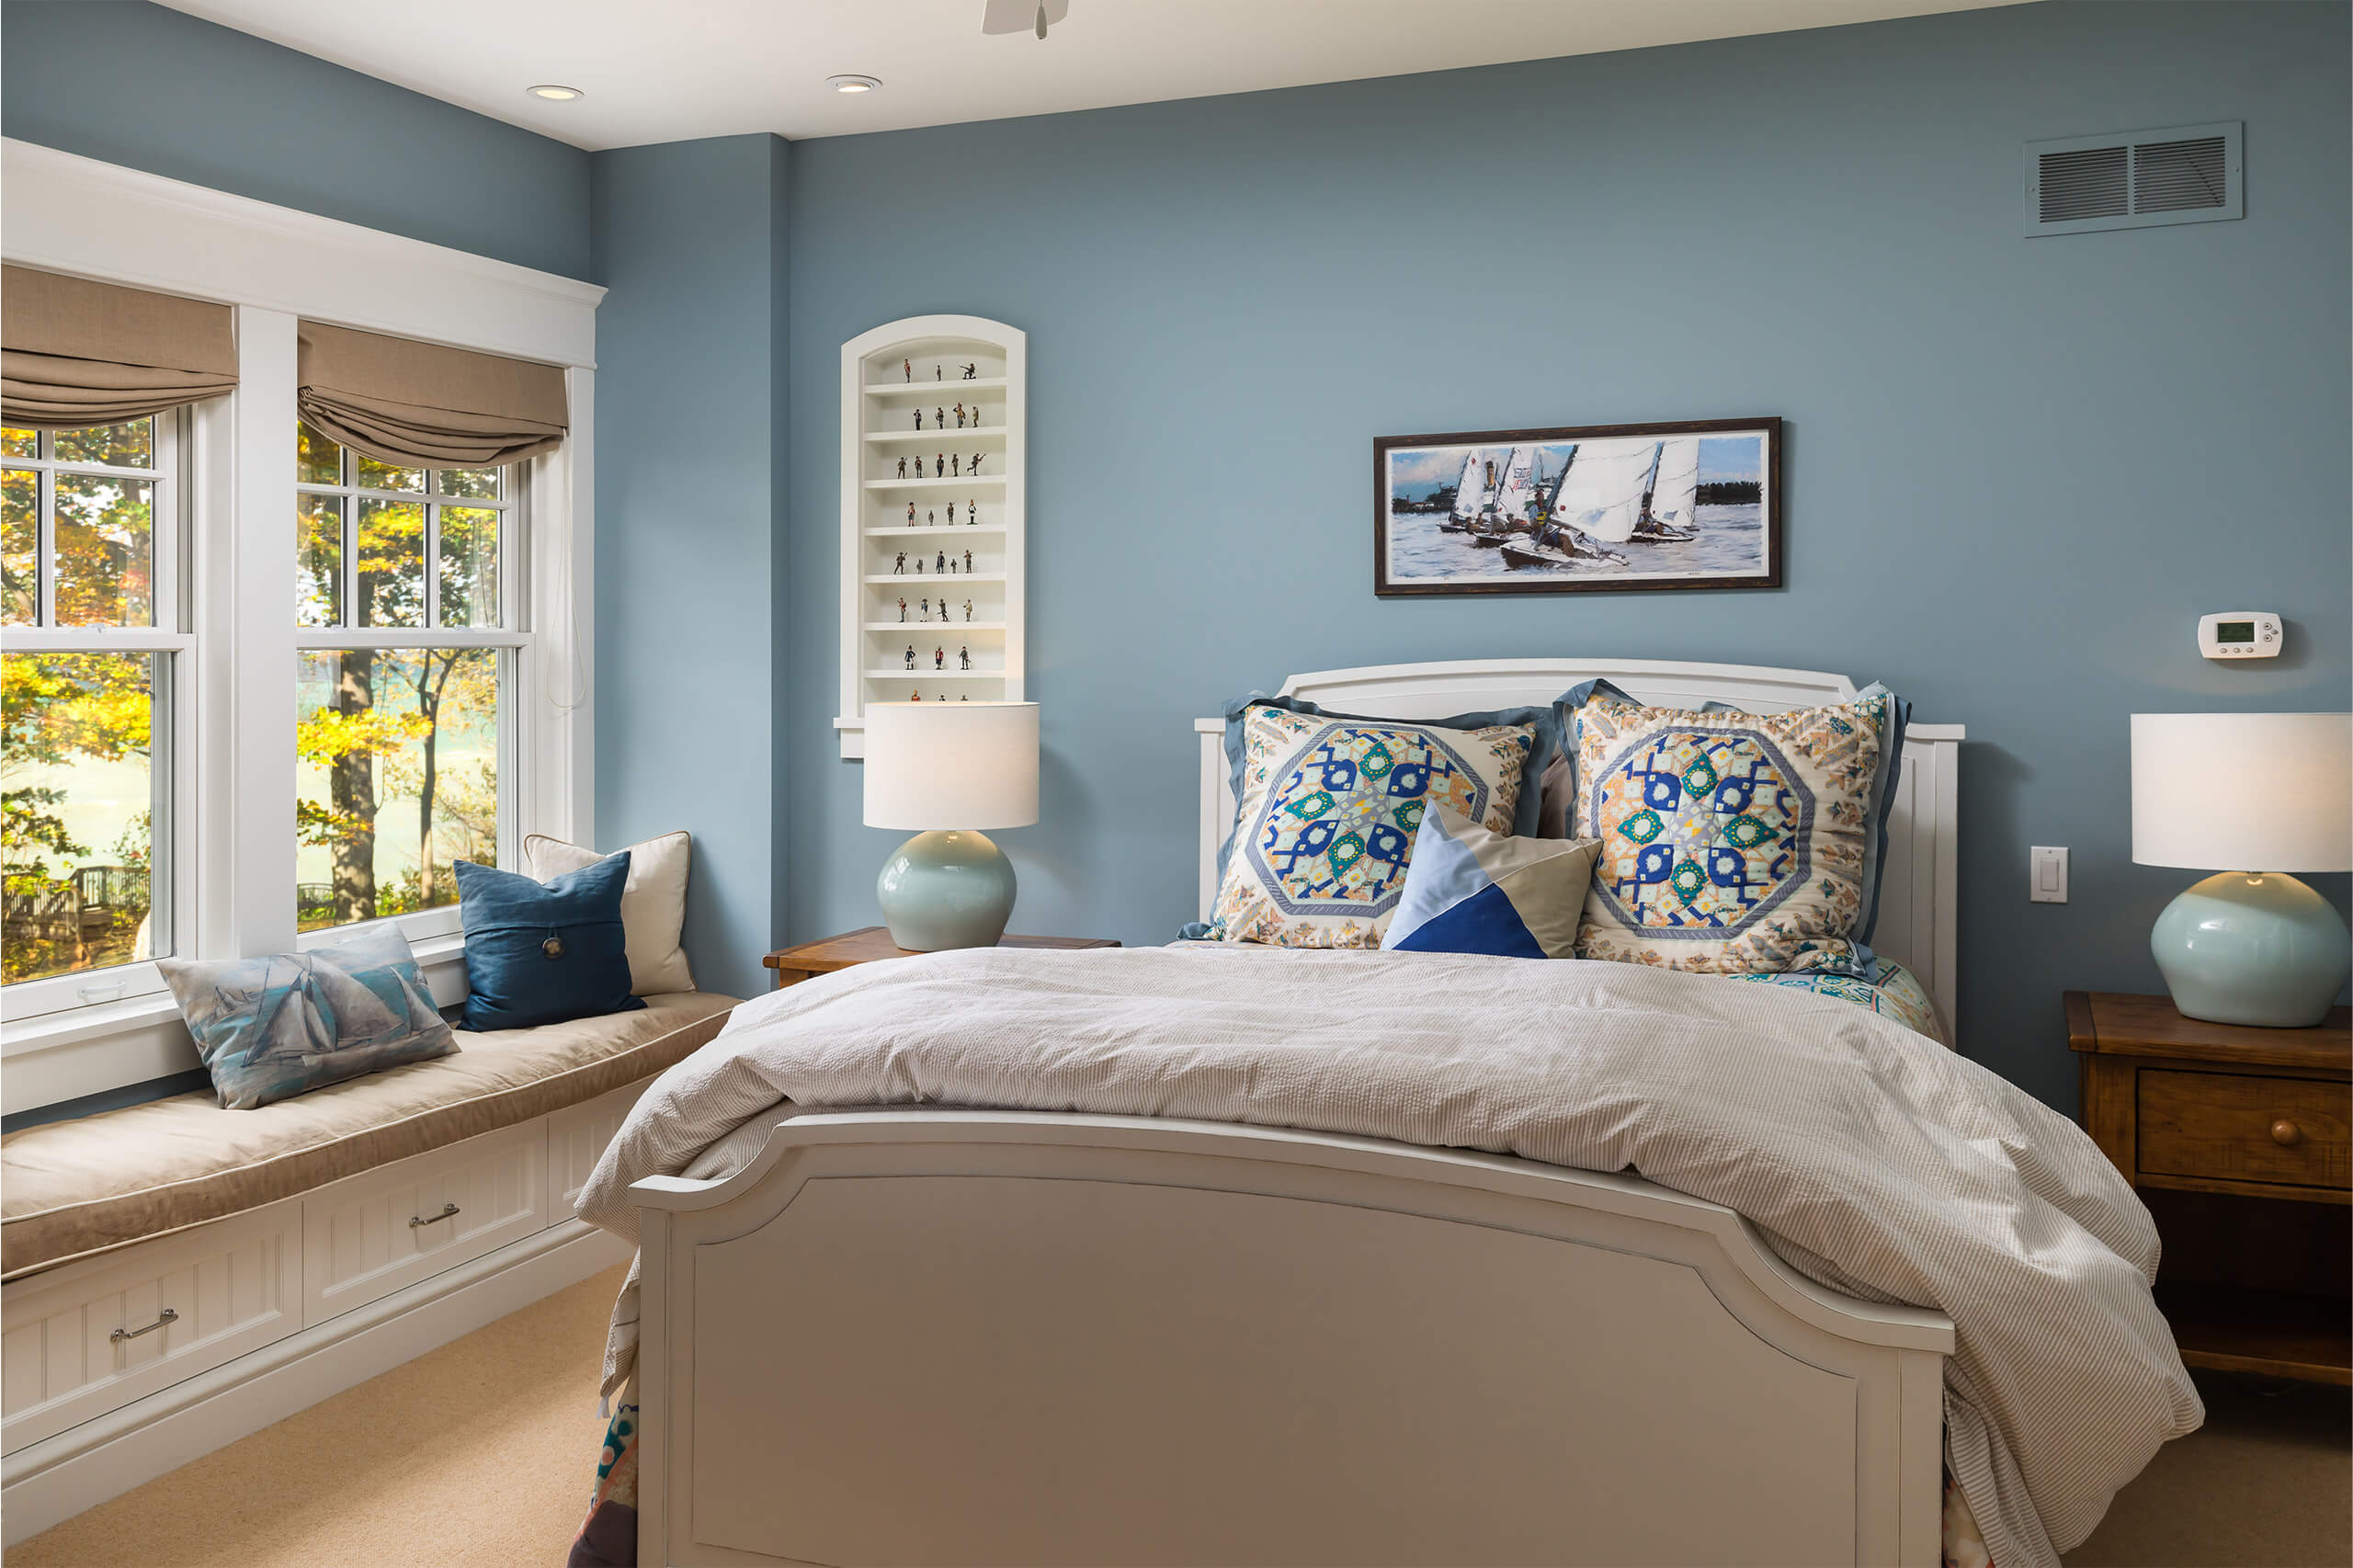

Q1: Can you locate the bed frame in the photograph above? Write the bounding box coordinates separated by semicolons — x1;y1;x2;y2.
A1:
633;659;1964;1567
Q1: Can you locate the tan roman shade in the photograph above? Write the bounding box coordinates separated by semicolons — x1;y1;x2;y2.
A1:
298;321;567;469
2;266;238;429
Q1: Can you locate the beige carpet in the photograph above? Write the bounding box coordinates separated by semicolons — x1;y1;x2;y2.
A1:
13;1274;2348;1567
10;1263;625;1568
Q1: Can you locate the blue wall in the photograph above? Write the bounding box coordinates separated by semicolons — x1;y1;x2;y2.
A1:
591;136;791;999
782;0;2351;1108
0;1;591;278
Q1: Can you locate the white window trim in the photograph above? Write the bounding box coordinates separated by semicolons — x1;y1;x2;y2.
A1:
0;139;603;1114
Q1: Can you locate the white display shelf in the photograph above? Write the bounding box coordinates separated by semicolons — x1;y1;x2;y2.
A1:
864;477;1005;493
864;620;1006;631
864;376;1008;398
863;668;1005;680
842;316;1027;758
865;426;1008;446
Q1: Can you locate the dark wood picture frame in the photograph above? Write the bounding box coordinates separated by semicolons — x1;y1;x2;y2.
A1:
1372;416;1782;597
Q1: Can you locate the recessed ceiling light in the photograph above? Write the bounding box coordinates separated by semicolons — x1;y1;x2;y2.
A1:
527;84;584;102
827;74;882;94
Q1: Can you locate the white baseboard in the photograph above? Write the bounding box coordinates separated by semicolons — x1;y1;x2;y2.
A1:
1;1218;631;1545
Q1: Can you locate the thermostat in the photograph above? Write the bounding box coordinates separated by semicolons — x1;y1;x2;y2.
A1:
2198;611;2281;660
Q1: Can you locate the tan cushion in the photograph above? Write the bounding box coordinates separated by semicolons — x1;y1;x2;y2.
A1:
1;992;739;1281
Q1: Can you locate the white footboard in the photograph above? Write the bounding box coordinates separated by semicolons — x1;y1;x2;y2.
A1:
631;1111;1952;1568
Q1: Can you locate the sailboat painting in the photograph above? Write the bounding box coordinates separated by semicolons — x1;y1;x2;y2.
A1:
1374;418;1779;597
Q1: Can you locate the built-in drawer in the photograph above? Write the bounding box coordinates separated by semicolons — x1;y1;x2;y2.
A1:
301;1120;547;1327
2139;1070;2351;1193
1;1199;302;1455
546;1078;654;1221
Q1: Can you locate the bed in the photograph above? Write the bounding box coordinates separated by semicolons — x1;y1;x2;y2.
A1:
586;659;2193;1568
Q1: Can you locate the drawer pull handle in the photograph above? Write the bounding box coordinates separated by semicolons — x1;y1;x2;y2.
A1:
409;1202;461;1229
110;1308;177;1344
2270;1119;2303;1148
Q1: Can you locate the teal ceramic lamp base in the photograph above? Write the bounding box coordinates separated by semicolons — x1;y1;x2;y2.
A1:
2152;872;2351;1028
877;829;1017;951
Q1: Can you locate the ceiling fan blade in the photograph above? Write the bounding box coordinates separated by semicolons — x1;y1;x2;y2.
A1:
981;0;1068;34
980;0;1033;33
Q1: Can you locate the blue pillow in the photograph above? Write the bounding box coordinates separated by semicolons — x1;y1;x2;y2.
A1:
1384;806;1598;960
456;855;645;1032
158;926;458;1109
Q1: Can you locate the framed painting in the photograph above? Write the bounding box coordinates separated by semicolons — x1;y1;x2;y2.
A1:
1372;417;1781;597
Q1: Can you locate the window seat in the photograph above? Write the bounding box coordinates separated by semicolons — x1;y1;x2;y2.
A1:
0;992;738;1282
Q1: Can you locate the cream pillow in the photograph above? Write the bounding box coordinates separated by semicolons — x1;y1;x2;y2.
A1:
521;830;694;995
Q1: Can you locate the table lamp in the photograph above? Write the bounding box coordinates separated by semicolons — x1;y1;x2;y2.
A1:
863;701;1039;951
2131;712;2352;1027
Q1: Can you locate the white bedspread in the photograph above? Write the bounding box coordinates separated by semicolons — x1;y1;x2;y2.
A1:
577;945;2199;1568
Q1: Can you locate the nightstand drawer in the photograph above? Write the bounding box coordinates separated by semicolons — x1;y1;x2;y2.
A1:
2139;1070;2351;1191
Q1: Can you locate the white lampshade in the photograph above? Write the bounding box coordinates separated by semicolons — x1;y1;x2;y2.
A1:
864;701;1040;832
2131;712;2352;872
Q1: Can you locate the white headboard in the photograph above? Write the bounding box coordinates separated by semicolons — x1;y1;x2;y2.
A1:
1195;658;1963;1034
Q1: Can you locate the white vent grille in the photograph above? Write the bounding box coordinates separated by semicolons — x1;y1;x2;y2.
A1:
2025;121;2241;236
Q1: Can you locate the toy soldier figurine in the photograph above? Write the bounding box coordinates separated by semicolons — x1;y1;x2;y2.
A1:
935;364;942;381
936;550;948;573
970;452;983;476
915;455;925;477
962;598;973;621
914;408;923;430
927;509;936;525
896;455;907;478
962;362;977;380
968;498;977;522
915;558;923;573
893;551;907;574
936;452;945;476
911;688;921;701
947;501;957;524
918;597;929;620
959;645;971;670
903;358;912;382
934;646;945;671
936;407;945;429
897;597;907;621
953;403;965;428
950;454;961;477
963;548;973;573
906;503;916;524
904;644;915;669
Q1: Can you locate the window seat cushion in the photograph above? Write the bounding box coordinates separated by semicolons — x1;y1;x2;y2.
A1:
0;990;740;1281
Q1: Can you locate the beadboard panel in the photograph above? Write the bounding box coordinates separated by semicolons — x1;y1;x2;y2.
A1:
0;1200;301;1455
301;1122;548;1328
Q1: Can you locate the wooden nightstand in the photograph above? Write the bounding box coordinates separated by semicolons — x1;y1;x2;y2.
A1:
762;926;1120;989
2068;991;2351;1384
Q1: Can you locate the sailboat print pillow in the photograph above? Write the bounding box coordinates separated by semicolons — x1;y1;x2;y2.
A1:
159;926;459;1109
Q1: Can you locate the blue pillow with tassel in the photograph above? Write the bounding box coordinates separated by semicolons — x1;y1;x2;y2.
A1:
455;855;645;1031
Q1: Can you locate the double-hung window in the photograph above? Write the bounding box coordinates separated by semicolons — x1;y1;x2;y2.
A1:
293;422;525;939
0;415;188;1005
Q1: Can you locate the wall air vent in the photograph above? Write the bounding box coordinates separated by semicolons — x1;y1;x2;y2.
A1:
2025;121;2241;236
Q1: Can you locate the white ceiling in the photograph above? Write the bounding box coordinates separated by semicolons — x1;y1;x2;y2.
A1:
158;0;2031;151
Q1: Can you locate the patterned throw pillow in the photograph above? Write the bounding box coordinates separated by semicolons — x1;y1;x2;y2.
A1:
1208;704;1539;948
158;926;460;1110
1385;806;1599;960
1571;690;1903;975
1731;959;1948;1046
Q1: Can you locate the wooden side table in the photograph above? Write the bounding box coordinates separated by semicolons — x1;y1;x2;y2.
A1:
763;926;1120;989
2067;991;2350;1384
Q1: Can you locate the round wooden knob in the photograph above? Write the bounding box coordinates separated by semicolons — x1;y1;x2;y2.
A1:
2270;1119;2302;1147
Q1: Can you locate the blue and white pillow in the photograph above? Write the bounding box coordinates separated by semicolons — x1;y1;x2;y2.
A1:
1384;806;1599;960
158;926;459;1110
455;855;643;1031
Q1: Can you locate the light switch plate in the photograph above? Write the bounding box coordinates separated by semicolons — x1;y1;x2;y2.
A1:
2030;846;2068;903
